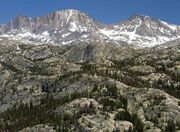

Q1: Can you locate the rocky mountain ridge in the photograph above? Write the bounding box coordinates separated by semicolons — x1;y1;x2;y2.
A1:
0;9;180;47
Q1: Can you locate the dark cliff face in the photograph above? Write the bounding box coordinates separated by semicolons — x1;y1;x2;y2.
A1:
10;16;31;30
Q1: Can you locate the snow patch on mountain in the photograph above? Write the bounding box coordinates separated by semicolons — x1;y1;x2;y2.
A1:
69;22;78;32
160;21;177;31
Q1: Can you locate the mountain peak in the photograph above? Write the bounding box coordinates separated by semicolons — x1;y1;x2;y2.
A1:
45;9;97;26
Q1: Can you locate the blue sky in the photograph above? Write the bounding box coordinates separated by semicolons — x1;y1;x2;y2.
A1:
0;0;180;24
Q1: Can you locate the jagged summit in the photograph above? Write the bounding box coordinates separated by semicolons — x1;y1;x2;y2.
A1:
0;9;180;47
8;9;97;29
4;9;99;31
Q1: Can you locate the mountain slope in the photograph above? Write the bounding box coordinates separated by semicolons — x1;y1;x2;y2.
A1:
0;9;180;47
100;14;180;47
0;41;179;131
